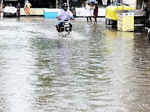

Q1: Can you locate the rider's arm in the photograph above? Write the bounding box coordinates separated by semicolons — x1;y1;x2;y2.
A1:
69;10;74;20
57;10;61;20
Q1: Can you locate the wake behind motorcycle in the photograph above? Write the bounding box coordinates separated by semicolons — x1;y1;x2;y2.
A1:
56;20;72;37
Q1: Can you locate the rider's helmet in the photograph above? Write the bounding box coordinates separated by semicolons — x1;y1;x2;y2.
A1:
62;3;68;11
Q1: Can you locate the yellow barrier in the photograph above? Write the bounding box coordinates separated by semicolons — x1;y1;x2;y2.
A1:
106;5;133;21
117;11;134;31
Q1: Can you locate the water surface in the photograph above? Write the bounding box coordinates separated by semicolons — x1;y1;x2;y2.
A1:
0;17;150;112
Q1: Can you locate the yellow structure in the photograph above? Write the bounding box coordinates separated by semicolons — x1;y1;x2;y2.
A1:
106;5;133;21
117;11;134;31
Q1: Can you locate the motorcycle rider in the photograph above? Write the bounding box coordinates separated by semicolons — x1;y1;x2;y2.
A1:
56;3;73;32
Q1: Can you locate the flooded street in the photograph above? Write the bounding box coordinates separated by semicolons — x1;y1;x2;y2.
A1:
0;17;150;112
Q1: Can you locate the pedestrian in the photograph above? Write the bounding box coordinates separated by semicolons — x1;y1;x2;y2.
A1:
16;3;20;17
84;1;92;22
93;3;98;23
143;3;150;27
24;0;31;16
107;0;111;6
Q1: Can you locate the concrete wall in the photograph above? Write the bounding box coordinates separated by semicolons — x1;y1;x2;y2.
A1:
75;8;106;17
20;8;44;16
20;8;106;17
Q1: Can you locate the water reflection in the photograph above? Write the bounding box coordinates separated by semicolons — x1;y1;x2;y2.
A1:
104;29;150;112
0;36;35;112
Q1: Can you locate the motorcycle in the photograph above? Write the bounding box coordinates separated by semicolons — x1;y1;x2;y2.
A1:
56;20;72;37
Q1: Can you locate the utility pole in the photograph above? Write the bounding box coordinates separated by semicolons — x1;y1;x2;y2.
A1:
0;0;3;19
56;0;59;8
67;0;69;8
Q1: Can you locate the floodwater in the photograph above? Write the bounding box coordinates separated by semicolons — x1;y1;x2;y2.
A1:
0;17;150;112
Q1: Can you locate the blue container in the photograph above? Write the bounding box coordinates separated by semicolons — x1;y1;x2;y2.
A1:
44;11;58;19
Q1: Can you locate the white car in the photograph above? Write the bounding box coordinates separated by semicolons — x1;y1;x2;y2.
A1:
3;6;17;16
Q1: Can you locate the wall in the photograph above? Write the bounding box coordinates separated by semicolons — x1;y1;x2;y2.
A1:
20;8;44;16
20;8;106;17
75;8;105;17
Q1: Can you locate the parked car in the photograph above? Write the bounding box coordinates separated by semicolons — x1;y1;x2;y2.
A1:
3;4;17;16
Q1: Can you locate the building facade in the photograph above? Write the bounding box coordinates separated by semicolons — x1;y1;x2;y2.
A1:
19;0;85;8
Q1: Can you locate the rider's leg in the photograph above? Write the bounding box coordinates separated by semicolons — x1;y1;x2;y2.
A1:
59;22;64;32
56;25;59;31
56;22;60;32
56;22;63;32
69;23;72;31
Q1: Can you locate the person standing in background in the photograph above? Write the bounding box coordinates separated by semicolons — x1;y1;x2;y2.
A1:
93;3;98;23
143;2;150;27
24;0;31;16
84;1;92;22
16;3;20;17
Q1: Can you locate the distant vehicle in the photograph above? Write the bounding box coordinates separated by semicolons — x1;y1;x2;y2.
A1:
3;5;17;16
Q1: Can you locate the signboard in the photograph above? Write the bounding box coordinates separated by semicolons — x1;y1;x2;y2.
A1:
102;0;108;5
44;9;60;19
123;0;136;9
75;8;105;17
4;0;18;1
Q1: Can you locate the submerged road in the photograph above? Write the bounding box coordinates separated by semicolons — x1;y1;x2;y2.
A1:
0;17;150;112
